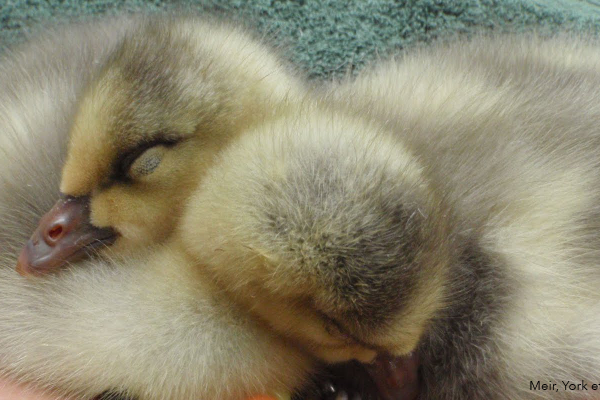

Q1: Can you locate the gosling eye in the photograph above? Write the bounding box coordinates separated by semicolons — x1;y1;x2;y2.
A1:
115;137;181;181
128;145;168;179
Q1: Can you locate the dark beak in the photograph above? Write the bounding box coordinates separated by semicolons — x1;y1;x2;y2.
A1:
366;352;420;400
16;196;118;277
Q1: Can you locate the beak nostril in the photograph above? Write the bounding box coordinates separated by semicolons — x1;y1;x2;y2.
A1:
47;225;63;240
18;195;114;275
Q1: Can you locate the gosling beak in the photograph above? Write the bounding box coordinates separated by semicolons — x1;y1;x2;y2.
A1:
16;195;118;277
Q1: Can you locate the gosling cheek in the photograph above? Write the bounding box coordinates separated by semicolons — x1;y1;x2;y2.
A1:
91;193;178;246
88;192;120;229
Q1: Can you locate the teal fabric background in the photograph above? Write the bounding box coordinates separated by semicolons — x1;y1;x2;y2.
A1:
1;0;600;79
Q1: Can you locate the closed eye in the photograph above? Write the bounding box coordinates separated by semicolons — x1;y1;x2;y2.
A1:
114;137;181;181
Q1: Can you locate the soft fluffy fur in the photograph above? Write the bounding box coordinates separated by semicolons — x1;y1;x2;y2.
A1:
180;35;600;399
59;15;303;254
180;107;447;363
3;14;600;400
0;16;311;400
332;36;600;399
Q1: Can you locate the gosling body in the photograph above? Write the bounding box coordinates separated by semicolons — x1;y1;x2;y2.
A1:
181;35;600;399
3;14;600;400
0;15;310;400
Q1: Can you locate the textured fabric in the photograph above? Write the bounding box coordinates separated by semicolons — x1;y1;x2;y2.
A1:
1;0;600;79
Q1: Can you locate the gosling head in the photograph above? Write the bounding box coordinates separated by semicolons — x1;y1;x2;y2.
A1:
17;16;299;276
178;107;452;363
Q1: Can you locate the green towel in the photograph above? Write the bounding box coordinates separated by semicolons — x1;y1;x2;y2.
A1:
2;0;600;79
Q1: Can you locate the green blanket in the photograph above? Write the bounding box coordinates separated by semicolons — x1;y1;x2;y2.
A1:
2;0;600;79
